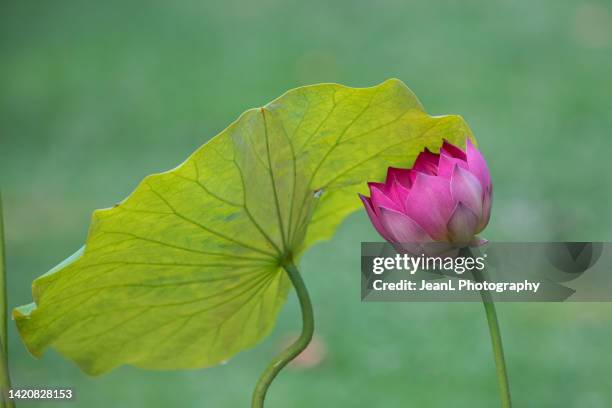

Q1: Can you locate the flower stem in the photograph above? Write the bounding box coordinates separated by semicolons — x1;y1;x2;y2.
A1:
472;265;512;408
251;261;314;408
0;193;15;408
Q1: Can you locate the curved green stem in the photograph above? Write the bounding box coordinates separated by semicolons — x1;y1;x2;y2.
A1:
471;262;512;408
0;193;15;408
251;262;314;408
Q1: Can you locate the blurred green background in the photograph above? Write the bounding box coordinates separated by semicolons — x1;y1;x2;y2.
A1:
2;1;612;407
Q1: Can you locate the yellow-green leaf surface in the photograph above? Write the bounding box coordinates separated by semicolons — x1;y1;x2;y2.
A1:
14;79;473;375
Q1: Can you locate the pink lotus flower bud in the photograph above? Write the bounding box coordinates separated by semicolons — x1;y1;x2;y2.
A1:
359;139;492;249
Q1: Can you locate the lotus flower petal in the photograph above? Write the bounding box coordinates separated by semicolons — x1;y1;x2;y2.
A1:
379;208;432;243
403;172;454;239
441;139;467;160
470;236;489;246
450;164;483;217
447;202;479;243
385;167;413;189
368;183;403;213
466;138;491;191
478;187;493;233
359;194;393;242
390;180;411;212
437;152;469;179
412;148;439;175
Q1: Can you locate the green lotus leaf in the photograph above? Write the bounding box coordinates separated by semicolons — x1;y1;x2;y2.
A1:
14;79;473;375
